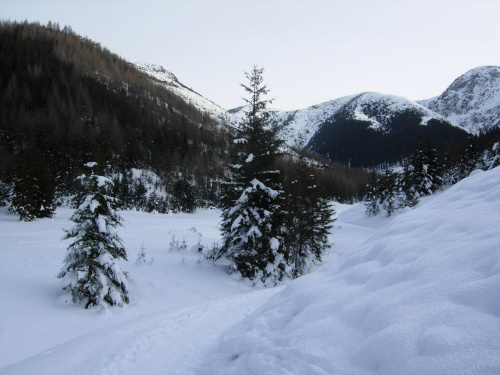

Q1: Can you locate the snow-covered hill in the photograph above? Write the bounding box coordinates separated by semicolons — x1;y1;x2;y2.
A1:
272;92;453;148
1;167;499;374
134;62;234;126
418;66;500;134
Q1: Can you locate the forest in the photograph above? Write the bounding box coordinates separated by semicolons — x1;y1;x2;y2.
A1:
0;21;372;220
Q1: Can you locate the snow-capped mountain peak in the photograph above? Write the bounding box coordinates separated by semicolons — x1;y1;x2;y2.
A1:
134;62;233;126
418;65;500;134
272;91;452;148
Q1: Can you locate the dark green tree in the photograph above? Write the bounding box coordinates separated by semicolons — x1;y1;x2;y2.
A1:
172;178;196;213
58;163;129;309
408;138;443;197
9;152;55;221
133;179;148;210
283;155;334;278
214;65;286;284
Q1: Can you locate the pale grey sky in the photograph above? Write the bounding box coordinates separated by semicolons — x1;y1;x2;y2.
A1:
1;0;499;110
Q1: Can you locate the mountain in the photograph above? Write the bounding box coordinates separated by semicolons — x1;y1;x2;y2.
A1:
0;21;229;204
132;63;498;168
134;62;233;127
273;92;453;147
418;66;500;134
133;63;499;168
269;92;468;168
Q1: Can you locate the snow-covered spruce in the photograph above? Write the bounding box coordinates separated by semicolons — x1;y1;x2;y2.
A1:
58;163;129;309
215;65;286;285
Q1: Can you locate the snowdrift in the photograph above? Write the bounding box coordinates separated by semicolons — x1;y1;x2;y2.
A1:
0;167;499;374
201;167;500;375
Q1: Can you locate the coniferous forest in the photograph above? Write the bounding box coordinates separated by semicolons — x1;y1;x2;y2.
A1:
0;21;371;220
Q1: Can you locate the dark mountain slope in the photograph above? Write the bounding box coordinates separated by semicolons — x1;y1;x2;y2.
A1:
305;93;468;168
0;21;228;195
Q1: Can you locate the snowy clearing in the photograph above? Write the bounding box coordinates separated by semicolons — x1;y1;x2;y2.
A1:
1;167;499;374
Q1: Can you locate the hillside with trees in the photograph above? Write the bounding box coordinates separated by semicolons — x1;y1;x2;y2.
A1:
0;21;370;220
0;21;230;214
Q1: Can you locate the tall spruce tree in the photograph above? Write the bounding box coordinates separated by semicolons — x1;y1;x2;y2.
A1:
215;65;286;284
283;154;334;278
58;162;129;309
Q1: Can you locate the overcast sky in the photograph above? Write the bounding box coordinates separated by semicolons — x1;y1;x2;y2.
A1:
2;0;499;110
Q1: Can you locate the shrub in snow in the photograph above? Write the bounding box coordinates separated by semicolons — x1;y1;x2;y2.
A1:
136;242;152;265
58;162;129;309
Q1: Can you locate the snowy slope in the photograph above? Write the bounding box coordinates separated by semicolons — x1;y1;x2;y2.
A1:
1;167;500;374
419;66;500;134
271;92;453;148
201;167;500;374
134;62;233;126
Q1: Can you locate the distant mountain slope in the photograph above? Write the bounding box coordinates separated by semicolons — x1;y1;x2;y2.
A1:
418;66;500;134
134;63;232;127
133;61;497;168
272;92;455;149
268;92;467;168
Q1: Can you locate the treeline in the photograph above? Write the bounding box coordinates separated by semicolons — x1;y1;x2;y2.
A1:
364;128;500;216
277;149;370;203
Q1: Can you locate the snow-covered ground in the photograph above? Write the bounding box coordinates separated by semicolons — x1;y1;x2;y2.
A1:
1;167;499;374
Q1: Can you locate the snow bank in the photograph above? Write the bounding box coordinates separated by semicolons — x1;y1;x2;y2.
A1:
1;168;499;374
201;167;500;375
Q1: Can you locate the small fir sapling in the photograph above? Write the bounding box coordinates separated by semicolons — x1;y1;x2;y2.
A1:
58;162;129;309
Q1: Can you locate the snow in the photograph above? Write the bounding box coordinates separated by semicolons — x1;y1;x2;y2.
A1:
419;66;500;134
272;91;452;147
1;167;500;374
134;62;233;127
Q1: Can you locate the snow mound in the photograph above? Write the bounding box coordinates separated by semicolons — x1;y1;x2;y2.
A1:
201;167;500;375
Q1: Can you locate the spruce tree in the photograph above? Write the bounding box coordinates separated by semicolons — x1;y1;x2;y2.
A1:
0;180;11;207
398;160;419;208
458;134;480;179
364;173;383;217
408;138;443;197
58;162;129;309
9;152;55;221
283;155;334;278
172;178;196;213
215;65;286;284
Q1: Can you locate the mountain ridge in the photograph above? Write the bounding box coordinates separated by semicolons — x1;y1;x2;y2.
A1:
135;62;500;147
417;65;500;134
